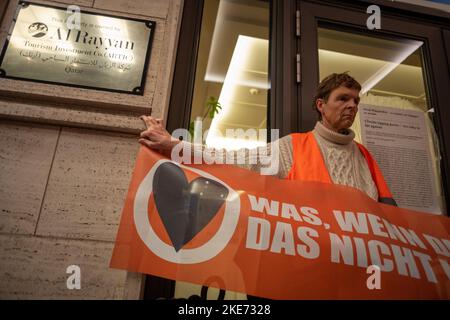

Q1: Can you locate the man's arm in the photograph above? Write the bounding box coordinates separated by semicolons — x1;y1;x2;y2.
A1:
138;116;293;178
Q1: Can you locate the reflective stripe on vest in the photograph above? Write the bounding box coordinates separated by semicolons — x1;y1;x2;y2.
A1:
286;132;397;206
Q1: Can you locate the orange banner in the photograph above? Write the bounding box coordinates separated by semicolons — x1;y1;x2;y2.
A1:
110;147;450;299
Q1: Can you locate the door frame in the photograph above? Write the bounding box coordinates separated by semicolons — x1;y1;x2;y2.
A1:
146;0;299;299
0;0;8;23
166;0;298;137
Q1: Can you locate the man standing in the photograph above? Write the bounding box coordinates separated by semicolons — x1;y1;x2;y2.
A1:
139;72;396;206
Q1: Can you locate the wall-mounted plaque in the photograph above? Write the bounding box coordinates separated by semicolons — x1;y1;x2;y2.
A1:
0;2;156;95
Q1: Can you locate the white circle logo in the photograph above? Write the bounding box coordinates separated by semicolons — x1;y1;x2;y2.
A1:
133;160;240;264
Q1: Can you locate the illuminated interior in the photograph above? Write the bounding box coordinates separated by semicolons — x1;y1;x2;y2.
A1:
192;1;432;150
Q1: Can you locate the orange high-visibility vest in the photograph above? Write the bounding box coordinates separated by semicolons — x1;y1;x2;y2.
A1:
286;132;397;206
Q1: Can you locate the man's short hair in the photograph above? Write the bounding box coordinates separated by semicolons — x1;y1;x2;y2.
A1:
312;72;361;120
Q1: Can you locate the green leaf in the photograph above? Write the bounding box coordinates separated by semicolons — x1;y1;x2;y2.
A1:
188;121;195;141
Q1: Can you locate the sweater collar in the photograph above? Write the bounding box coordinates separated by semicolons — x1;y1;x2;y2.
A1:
313;121;355;145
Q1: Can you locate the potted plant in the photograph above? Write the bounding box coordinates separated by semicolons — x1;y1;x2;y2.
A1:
189;96;222;142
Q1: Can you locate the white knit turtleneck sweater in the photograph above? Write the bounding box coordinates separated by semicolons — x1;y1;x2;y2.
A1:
312;122;378;200
186;121;379;200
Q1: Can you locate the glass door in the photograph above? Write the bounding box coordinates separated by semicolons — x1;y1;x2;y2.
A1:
189;0;270;150
148;0;299;301
299;0;450;215
153;0;273;300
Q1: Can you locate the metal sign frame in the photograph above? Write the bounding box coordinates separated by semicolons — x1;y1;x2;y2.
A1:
0;1;156;95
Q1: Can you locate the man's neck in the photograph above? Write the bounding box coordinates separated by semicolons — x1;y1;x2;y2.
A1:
314;121;354;145
320;120;349;134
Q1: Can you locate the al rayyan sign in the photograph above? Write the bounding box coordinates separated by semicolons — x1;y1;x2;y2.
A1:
0;2;155;94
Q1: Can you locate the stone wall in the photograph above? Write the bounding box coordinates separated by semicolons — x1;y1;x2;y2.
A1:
0;0;183;299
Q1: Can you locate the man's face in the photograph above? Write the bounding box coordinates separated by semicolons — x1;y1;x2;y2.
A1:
316;86;360;132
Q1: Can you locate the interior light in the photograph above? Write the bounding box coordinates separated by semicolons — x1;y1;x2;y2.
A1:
205;35;268;150
361;40;423;94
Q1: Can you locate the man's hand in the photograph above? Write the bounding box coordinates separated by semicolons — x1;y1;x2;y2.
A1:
139;115;180;157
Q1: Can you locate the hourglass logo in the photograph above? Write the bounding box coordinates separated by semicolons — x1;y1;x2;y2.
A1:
133;160;241;264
